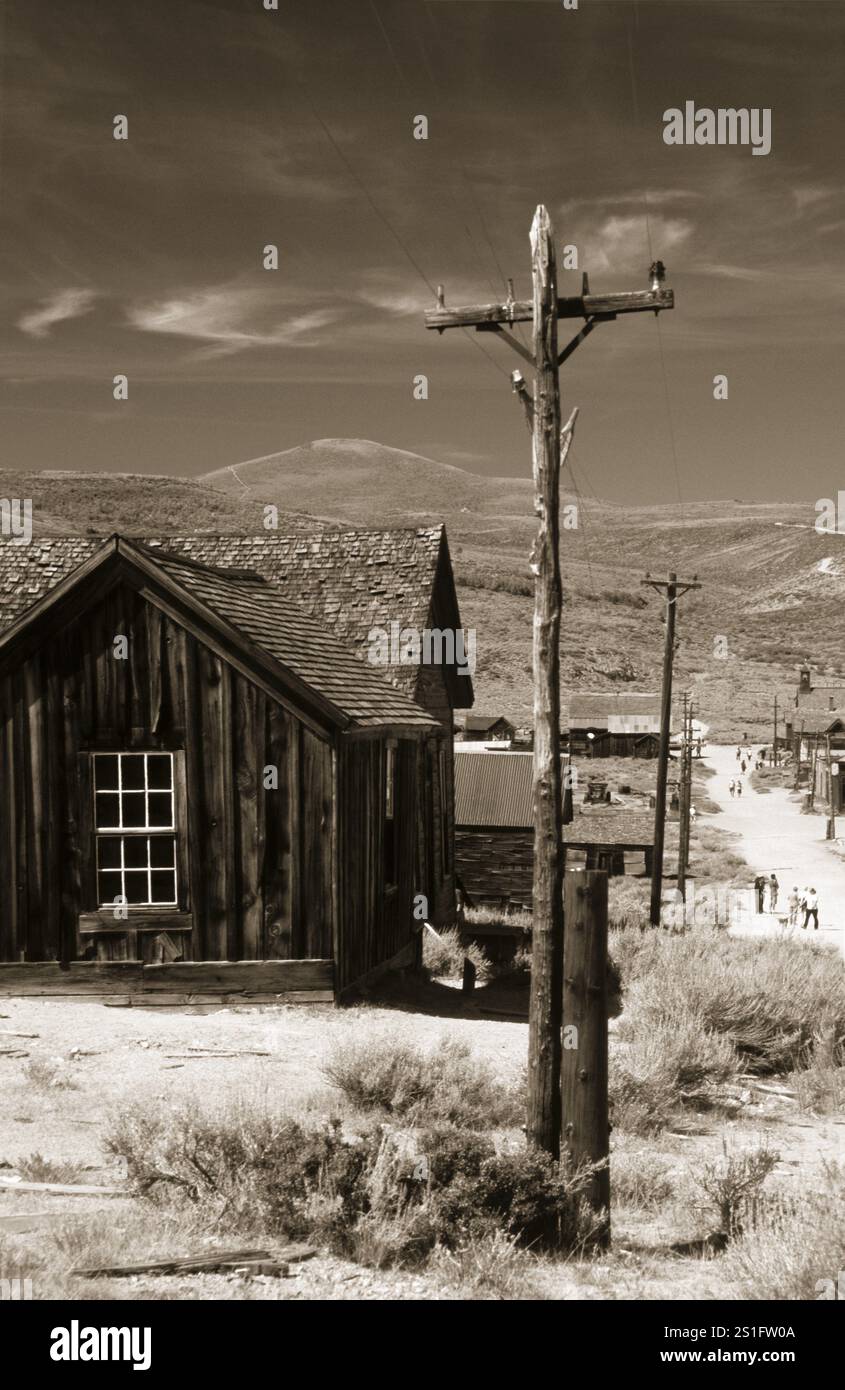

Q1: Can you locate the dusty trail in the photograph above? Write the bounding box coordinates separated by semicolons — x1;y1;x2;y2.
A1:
700;743;844;957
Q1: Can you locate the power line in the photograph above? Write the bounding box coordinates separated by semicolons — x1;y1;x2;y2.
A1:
625;13;688;530
305;102;511;380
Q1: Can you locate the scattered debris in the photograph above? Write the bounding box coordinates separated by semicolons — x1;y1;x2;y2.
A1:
0;1177;127;1197
70;1245;315;1279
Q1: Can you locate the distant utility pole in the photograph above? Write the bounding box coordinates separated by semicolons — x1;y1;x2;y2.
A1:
641;573;701;926
773;694;779;766
426;206;674;1158
677;692;693;902
826;733;837;840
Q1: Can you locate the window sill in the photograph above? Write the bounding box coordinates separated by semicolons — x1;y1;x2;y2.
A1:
78;911;193;934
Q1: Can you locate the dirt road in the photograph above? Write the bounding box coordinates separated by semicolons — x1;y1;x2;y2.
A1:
701;743;844;955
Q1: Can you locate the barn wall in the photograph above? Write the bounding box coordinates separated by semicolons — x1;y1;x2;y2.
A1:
336;738;417;993
455;828;534;907
0;583;333;964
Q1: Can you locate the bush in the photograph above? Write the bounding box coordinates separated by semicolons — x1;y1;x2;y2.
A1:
613;927;845;1075
611;1146;675;1212
107;1097;602;1269
719;1163;845;1300
105;1100;381;1238
422;927;490;983
695;1140;781;1239
12;1153;86;1185
610;1014;739;1136
323;1034;522;1129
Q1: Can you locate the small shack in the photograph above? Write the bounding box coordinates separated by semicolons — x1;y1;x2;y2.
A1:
454;751;652;907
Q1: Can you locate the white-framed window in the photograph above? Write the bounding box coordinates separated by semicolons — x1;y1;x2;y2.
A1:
93;752;177;907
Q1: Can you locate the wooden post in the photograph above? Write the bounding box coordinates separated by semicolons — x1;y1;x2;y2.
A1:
561;867;610;1248
678;693;693;908
650;574;676;926
827;733;836;839
526;205;564;1158
773;695;778;765
641;573;700;926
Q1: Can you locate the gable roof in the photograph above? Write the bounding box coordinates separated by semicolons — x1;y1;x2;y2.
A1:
569;692;662;722
795;711;845;735
0;537;440;735
459;714;515;733
0;526;473;710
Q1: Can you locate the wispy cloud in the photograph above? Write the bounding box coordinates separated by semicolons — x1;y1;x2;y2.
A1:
17;287;97;338
127;287;341;356
576;214;694;274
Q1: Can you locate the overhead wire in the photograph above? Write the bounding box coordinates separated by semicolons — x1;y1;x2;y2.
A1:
625;7;688;531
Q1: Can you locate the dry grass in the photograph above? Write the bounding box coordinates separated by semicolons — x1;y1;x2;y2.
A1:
422;927;490;983
718;1162;845;1300
322;1033;522;1129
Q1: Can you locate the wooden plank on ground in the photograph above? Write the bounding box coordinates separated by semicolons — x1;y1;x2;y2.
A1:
0;1178;127;1196
70;1244;315;1278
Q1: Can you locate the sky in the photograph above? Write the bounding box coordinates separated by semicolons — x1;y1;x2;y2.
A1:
0;0;843;505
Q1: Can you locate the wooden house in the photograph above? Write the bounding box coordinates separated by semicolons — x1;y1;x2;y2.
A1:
455;714;516;745
0;529;472;1000
785;665;845;761
454;750;653;907
567;693;676;758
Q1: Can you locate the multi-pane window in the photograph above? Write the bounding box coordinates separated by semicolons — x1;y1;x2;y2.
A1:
94;753;177;906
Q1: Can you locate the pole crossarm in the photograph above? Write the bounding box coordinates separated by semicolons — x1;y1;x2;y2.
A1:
641;575;701;602
425;286;673;332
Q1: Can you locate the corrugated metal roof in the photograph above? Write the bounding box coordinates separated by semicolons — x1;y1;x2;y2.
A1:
456;751;571;828
456;751;654;845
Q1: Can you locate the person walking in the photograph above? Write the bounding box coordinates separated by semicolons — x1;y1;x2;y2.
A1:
787;886;801;926
736;779;742;797
736;745;742;760
768;873;779;913
754;874;766;913
729;778;736;798
803;888;819;930
741;758;747;774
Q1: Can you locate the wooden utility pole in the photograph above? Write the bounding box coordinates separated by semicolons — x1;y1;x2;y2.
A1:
561;868;610;1247
425;208;674;1157
677;692;693;903
773;695;779;766
826;733;836;839
642;574;700;926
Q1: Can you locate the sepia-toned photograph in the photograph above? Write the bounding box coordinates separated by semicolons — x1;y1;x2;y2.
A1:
0;0;842;1353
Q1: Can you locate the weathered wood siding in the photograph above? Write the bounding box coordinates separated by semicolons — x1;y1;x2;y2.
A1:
0;583;333;965
455;828;534;907
414;663;455;924
335;738;417;994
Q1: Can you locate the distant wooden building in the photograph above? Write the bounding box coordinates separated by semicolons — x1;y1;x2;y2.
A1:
567;693;676;757
455;714;516;744
454;750;653;907
785;665;845;762
0;529;473;998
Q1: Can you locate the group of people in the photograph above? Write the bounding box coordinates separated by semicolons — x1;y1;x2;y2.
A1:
728;777;743;797
735;744;767;775
754;874;820;929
